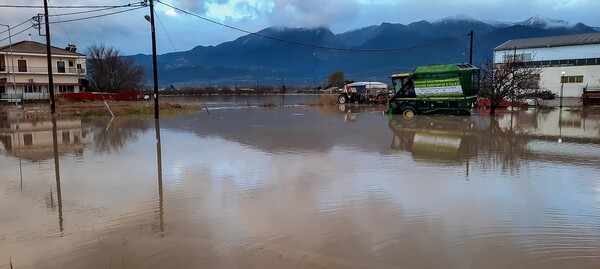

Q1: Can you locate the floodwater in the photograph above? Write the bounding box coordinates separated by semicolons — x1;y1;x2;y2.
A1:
0;103;599;269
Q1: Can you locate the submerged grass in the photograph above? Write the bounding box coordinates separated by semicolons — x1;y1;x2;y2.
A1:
258;102;279;108
312;94;338;106
58;101;201;117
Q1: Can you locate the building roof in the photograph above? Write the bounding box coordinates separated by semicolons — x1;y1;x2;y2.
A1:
413;63;478;74
495;32;600;51
0;40;84;56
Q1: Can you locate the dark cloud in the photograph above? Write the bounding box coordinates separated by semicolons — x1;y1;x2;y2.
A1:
1;0;599;54
268;0;359;28
172;0;208;14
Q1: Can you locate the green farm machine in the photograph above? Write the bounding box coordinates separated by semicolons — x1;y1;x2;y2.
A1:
386;63;480;119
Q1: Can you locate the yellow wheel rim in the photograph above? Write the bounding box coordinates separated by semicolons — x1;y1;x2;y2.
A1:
403;109;415;120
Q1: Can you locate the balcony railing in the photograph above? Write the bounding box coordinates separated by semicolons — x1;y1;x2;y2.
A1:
0;66;86;75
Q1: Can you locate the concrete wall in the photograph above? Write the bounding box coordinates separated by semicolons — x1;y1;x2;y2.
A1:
540;65;600;97
494;44;600;62
494;44;600;98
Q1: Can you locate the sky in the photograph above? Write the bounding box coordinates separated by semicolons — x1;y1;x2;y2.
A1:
0;0;598;55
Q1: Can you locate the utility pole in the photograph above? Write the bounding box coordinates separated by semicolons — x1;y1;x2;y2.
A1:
148;0;159;119
43;0;56;114
0;24;17;107
469;30;474;65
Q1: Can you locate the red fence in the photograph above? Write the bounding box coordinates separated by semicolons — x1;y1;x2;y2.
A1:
58;92;144;101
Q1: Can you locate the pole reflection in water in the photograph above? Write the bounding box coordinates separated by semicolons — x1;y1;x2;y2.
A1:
155;119;164;234
558;108;563;143
16;112;23;189
51;116;64;232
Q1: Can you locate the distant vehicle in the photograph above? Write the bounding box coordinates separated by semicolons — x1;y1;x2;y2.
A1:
386;63;480;119
337;81;390;104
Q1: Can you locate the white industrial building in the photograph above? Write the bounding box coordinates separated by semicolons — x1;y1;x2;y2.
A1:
494;32;600;98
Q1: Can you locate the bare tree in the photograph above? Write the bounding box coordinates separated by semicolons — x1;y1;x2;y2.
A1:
327;70;346;88
86;44;146;93
479;55;543;114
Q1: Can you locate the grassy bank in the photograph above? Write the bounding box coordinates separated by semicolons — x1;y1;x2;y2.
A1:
12;100;202;117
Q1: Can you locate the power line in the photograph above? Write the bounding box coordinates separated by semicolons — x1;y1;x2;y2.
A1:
154;9;177;51
0;3;144;9
48;0;74;45
49;6;135;17
1;6;143;43
157;0;468;52
0;18;33;36
49;6;145;24
0;25;34;43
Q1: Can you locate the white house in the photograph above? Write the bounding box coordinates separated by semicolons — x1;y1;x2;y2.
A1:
0;41;87;101
494;32;600;98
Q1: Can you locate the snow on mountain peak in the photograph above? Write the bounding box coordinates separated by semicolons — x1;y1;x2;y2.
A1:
520;15;572;29
432;14;478;24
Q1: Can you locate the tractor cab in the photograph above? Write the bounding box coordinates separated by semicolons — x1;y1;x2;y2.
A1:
390;73;414;98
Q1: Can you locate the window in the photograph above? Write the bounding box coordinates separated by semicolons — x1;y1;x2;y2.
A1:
23;134;33;146
17;59;27;72
62;131;70;143
57;61;65;73
68;60;74;67
57;85;74;92
25;85;41;93
522;58;599;67
561;75;584;83
503;53;532;63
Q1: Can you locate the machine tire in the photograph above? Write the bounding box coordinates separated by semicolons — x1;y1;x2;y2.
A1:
401;106;416;121
454;110;471;116
338;94;348;104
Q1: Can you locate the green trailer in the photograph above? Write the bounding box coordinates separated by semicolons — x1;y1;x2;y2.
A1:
386;63;480;119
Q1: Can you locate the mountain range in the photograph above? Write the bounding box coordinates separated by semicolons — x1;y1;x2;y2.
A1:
129;15;598;87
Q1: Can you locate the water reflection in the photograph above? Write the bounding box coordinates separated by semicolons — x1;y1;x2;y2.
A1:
389;109;600;170
154;119;164;234
0;111;90;161
51;117;64;232
0;107;599;269
87;117;150;153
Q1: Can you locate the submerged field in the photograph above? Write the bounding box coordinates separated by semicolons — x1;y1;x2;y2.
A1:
0;101;599;269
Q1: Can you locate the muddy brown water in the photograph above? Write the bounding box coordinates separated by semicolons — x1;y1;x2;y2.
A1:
0;105;599;269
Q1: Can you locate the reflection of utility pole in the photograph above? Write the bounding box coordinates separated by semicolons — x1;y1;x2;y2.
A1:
17;114;23;188
560;71;565;108
154;119;164;233
51;117;63;232
558;109;563;143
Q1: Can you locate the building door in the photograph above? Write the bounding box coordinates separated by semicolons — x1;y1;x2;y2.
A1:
17;59;27;72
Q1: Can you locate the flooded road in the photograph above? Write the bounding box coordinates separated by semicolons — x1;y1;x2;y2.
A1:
0;105;599;269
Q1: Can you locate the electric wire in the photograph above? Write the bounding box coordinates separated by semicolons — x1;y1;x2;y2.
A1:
0;19;34;36
0;3;144;9
50;6;145;24
156;0;468;52
49;6;130;17
0;5;144;43
0;25;35;43
154;9;177;51
48;0;74;45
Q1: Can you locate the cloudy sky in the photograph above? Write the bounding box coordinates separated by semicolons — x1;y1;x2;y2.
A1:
0;0;598;55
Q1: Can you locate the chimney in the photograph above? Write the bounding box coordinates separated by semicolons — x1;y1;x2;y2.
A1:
28;34;31;41
65;44;77;52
